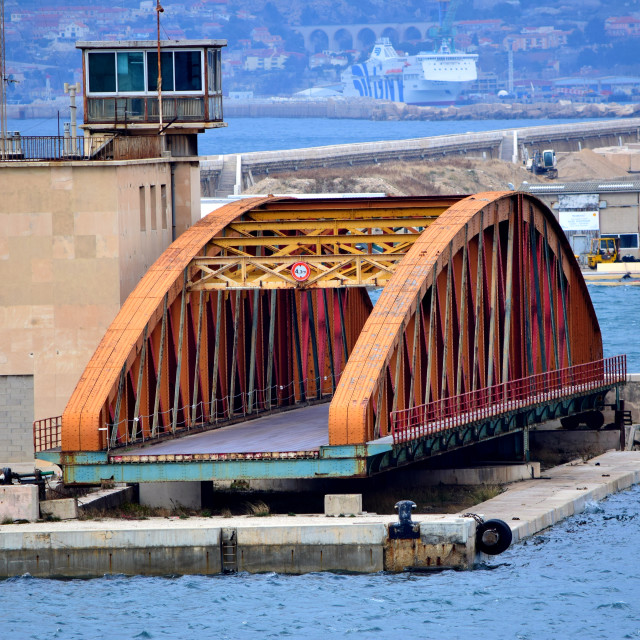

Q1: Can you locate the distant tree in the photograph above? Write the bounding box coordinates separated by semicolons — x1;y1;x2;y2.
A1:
300;6;321;25
284;55;307;74
261;2;284;28
605;39;640;68
225;17;253;44
576;46;600;69
567;29;586;48
585;17;605;44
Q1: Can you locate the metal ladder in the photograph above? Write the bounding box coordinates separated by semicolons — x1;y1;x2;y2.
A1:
221;528;238;573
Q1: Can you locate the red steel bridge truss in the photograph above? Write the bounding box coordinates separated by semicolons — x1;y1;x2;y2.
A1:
36;192;626;483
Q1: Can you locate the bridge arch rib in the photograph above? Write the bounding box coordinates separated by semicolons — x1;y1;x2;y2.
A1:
62;195;457;452
328;191;602;445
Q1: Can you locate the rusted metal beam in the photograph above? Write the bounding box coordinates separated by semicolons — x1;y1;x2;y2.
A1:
171;271;188;434
501;210;515;383
151;295;168;437
188;254;408;290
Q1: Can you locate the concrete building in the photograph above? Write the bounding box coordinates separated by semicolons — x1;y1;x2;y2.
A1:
0;155;201;462
0;39;225;463
521;180;640;263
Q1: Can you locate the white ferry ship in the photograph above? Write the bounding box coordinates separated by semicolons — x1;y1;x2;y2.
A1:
341;38;478;105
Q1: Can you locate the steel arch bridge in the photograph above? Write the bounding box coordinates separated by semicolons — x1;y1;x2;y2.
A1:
39;193;626;483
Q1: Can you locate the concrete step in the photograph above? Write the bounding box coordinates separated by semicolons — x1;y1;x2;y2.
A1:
215;155;238;197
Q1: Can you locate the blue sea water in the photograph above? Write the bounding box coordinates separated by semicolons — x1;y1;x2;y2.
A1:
589;283;640;372
0;287;638;638
1;485;639;639
9;116;591;155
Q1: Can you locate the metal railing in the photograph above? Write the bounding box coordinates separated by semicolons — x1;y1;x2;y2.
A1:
0;134;163;162
390;355;627;444
33;416;62;453
85;95;223;124
104;371;343;451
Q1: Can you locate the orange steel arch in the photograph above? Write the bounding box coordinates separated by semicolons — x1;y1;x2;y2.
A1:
62;195;449;451
62;191;602;454
328;192;602;445
64;196;374;451
62;197;272;451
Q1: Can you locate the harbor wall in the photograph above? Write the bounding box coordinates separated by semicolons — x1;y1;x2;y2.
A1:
7;98;640;123
2;451;640;577
222;99;640;122
200;118;640;194
0;516;474;577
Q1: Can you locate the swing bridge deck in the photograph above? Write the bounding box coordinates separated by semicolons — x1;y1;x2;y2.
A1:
34;193;626;484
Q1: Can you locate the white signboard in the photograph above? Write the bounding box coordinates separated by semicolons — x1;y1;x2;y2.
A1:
558;194;599;231
559;209;599;230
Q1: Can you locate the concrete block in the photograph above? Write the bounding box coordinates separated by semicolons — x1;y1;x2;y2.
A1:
138;482;202;510
419;517;474;545
78;485;134;512
324;494;362;516
40;498;78;520
0;485;39;522
236;523;386;547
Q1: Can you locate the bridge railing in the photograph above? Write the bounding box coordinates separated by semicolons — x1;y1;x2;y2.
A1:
33;416;62;453
102;370;344;451
390;355;627;444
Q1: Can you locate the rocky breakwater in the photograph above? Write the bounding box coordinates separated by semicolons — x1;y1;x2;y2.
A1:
225;97;640;122
372;100;640;121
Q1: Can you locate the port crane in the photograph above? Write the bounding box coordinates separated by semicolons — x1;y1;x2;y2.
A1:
431;0;462;51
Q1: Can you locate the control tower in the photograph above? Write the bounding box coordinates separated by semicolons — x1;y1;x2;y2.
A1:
77;39;226;155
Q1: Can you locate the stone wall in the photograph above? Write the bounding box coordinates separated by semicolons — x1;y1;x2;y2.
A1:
0;375;34;462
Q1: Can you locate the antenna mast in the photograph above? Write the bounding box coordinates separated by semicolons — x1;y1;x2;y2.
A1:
0;0;8;154
156;0;164;134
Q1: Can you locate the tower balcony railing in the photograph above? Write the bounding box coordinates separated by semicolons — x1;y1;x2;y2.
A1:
85;94;223;125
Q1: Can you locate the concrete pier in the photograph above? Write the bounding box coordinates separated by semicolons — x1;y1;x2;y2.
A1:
460;450;640;542
1;451;639;578
0;513;474;577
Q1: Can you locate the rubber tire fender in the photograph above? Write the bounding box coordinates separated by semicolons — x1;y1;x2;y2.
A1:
476;518;513;556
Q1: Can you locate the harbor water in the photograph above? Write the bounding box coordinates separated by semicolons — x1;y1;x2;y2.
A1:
10;116;591;155
589;283;640;372
1;485;638;639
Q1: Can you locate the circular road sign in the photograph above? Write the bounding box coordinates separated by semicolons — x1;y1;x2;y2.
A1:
291;261;311;282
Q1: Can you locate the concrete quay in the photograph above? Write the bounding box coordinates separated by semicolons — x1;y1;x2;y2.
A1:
1;451;639;578
460;450;640;542
0;512;475;578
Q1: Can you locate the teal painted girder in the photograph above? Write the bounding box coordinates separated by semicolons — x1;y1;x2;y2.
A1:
48;443;394;484
40;385;620;484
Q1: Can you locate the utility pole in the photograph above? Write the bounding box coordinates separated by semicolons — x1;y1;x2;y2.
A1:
64;82;81;154
0;0;7;157
507;38;514;95
156;0;164;135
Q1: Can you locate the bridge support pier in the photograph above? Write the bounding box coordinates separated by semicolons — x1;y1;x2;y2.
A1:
139;482;202;510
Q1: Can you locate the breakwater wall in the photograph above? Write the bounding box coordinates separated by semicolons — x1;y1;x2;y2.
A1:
7;98;640;122
224;98;640;122
200;118;640;196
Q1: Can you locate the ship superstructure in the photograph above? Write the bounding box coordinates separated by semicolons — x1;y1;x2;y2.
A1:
341;38;477;105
